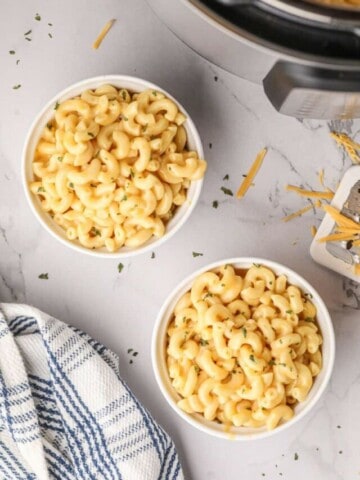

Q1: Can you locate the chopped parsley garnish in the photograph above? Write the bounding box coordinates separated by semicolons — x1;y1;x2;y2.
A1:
37;186;45;192
268;359;276;366
121;195;128;202
192;252;203;257
48;22;53;26
151;252;155;259
249;354;255;362
305;317;313;322
12;84;21;90
35;13;41;21
152;90;157;96
242;327;247;338
220;186;233;196
194;365;200;373
130;169;134;178
16;59;20;65
54;101;59;110
214;76;218;82
90;227;101;236
209;143;212;149
25;37;32;41
122;115;128;121
212;200;218;209
337;425;341;429
133;351;138;357
48;33;53;39
279;339;283;344
38;273;48;280
118;263;124;273
223;174;229;181
9;50;15;55
57;156;63;162
127;348;133;354
69;182;74;189
253;263;261;268
121;90;127;100
200;339;209;346
305;292;313;299
24;29;32;36
286;310;293;314
88;132;94;137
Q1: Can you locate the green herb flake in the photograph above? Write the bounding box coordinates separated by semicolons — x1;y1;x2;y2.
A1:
24;29;32;36
57;156;63;162
129;359;133;364
25;37;32;41
305;292;313;299
133;351;138;357
268;359;276;366
121;195;128;202
48;22;53;26
286;310;293;314
121;90;127;100
253;263;261;268
88;132;94;138
54;101;59;110
212;200;218;209
279;339;283;344
35;13;41;21
48;33;53;39
305;317;313;322
9;50;15;55
69;182;74;189
200;339;209;346
118;263;124;273
223;174;229;181
12;84;21;90
242;327;247;338
203;292;213;300
220;186;233;196
151;252;155;259
249;354;255;362
339;450;343;455
209;143;212;149
122;115;128;121
130;169;134;178
192;252;203;258
37;186;45;192
16;59;20;65
38;273;48;280
194;365;200;373
337;425;341;429
294;453;299;461
152;90;157;96
127;348;133;354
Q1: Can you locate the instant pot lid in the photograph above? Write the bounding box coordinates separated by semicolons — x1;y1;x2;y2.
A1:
194;0;360;60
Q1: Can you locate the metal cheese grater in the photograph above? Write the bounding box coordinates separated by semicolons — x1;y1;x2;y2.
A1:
310;166;360;282
325;179;360;266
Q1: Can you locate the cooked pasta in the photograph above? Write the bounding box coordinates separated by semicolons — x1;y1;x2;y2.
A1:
29;85;207;252
166;264;323;430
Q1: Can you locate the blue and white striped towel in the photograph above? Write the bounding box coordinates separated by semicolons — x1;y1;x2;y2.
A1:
0;303;183;480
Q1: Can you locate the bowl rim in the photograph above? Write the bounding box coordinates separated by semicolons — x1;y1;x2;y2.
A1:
151;256;336;441
22;74;204;258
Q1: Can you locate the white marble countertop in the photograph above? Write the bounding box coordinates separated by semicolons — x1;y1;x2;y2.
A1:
1;1;359;478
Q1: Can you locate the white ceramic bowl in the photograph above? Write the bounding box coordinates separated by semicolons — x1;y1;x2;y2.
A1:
152;257;335;440
22;75;205;258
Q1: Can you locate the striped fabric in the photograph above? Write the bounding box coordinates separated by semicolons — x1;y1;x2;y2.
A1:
0;304;183;480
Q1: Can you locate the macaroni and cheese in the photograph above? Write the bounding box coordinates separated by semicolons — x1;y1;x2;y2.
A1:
30;85;207;252
166;264;323;430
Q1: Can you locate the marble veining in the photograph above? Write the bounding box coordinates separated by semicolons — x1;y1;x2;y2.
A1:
0;0;359;479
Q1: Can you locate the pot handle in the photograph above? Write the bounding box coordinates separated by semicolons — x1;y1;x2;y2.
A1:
263;61;360;119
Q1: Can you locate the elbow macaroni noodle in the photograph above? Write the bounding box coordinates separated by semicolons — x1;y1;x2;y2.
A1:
166;264;323;430
30;85;207;251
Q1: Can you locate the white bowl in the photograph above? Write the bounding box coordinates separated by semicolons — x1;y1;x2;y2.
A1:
22;75;205;258
152;257;335;440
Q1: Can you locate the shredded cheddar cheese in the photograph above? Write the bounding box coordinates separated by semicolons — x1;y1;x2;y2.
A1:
318;169;325;189
93;19;116;49
322;205;360;229
286;185;334;200
318;205;360;244
237;148;267;199
311;225;317;237
282;204;313;223
330;132;360;164
354;264;360;276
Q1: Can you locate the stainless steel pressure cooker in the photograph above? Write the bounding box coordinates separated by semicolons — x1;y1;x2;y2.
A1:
147;0;360;119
